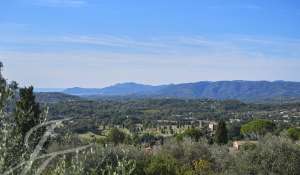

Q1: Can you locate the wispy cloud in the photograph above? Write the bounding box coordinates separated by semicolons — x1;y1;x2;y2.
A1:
1;34;300;59
57;35;168;48
33;0;87;7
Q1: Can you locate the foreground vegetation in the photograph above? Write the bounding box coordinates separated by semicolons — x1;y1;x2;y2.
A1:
1;62;300;175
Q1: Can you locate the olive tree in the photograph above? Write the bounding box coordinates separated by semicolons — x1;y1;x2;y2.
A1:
0;63;18;173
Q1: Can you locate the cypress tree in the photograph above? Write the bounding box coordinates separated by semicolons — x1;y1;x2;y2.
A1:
214;120;228;144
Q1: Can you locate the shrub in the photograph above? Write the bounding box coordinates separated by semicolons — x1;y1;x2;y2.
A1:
233;135;300;175
107;128;126;145
287;127;300;141
145;154;178;175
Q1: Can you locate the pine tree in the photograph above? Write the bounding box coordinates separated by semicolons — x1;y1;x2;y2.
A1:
214;120;228;145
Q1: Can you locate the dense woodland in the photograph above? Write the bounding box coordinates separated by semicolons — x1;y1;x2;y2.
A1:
1;63;300;175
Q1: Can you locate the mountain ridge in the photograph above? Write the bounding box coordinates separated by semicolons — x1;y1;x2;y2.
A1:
60;80;300;102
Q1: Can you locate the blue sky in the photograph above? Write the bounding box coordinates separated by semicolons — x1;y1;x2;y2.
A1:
0;0;300;88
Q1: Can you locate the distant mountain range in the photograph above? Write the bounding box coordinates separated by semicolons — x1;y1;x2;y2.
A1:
63;82;167;96
58;81;300;102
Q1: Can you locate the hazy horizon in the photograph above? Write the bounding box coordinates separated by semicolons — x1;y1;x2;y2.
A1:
33;80;300;90
1;0;300;88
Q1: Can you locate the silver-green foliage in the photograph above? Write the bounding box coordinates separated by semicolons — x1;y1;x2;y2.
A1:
0;63;18;173
46;145;138;175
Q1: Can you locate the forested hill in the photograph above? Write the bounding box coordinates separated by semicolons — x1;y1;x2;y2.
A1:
62;81;300;102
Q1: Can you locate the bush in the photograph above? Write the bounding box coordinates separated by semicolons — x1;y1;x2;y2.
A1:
232;135;300;175
287;127;300;141
145;154;178;175
160;139;213;172
107;128;126;145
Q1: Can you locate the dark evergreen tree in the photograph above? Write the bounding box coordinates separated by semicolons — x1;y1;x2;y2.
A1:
15;86;43;138
8;86;46;166
214;120;228;145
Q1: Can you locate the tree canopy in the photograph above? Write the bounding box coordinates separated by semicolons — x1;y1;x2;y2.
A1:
241;119;275;139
